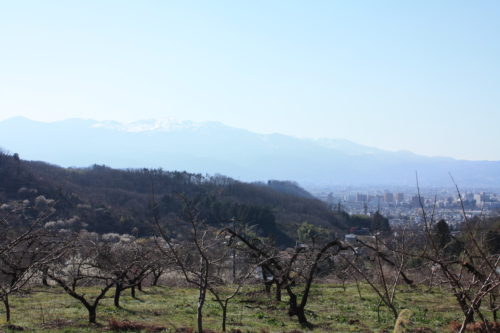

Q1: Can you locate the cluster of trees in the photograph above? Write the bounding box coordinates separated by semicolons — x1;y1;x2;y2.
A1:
0;197;164;324
0;151;346;246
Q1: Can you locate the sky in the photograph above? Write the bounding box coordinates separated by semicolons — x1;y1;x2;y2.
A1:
0;1;499;161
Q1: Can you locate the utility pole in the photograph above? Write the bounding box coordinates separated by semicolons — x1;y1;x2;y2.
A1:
231;217;236;283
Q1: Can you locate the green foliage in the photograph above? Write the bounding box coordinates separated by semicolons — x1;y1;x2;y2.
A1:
348;214;371;229
433;219;451;249
297;221;332;245
485;217;500;254
371;211;391;233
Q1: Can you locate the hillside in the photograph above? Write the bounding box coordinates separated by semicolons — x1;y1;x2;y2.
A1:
0;151;347;245
1;117;500;188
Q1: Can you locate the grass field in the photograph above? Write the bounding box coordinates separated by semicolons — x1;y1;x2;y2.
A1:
0;284;464;332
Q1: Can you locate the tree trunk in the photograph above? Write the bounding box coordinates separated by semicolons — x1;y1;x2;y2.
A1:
354;277;363;300
130;286;136;298
138;281;143;292
286;289;308;325
376;300;383;322
2;294;10;322
152;272;161;286
296;306;308;326
389;303;398;321
41;267;49;287
275;282;282;301
114;284;123;308
456;292;474;325
197;290;205;333
490;293;498;322
264;280;272;294
261;268;272;294
87;305;97;324
427;270;434;292
221;305;227;332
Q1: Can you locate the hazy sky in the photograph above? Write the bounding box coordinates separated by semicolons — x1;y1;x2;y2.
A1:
1;1;499;160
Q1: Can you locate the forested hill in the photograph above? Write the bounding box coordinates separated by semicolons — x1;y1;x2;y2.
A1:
0;151;349;246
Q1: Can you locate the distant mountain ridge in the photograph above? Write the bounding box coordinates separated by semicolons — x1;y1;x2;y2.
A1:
1;117;499;188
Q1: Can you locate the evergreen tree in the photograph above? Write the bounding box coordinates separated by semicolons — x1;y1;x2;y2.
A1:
370;211;391;233
433;219;451;249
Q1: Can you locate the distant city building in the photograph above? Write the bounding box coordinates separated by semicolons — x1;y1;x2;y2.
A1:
411;195;422;207
474;192;490;207
384;192;394;203
395;193;404;202
356;193;367;202
474;194;481;206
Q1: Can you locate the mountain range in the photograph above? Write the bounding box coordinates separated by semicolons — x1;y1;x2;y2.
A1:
1;116;499;188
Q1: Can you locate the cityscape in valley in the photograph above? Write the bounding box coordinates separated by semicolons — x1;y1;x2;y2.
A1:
1;1;499;333
317;186;500;227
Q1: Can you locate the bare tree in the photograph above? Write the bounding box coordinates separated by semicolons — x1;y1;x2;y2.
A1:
46;232;115;324
340;232;413;322
153;194;225;333
224;227;348;327
380;176;500;332
286;241;348;327
0;234;62;322
142;237;174;288
207;254;257;331
0;199;61;322
414;178;499;332
97;236;155;308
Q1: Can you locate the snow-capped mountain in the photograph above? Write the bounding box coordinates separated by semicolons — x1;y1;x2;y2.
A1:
1;117;499;188
90;119;203;133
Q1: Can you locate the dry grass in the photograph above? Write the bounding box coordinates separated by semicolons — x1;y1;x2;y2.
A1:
448;321;500;332
108;318;166;332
